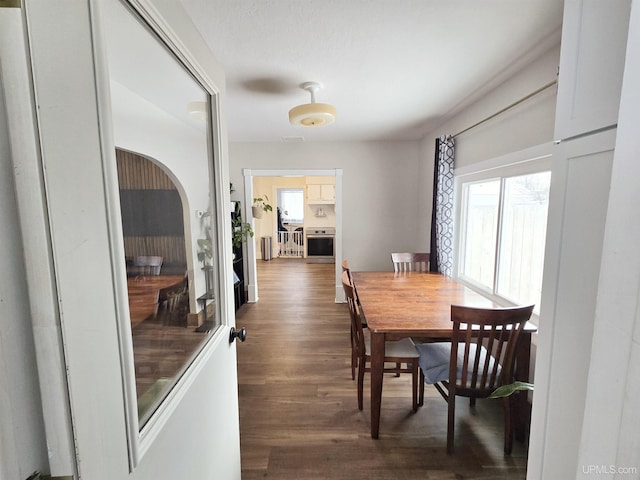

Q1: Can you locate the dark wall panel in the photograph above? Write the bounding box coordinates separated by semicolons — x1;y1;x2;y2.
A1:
120;189;184;236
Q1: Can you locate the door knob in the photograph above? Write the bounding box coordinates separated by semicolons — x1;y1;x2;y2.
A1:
229;326;247;344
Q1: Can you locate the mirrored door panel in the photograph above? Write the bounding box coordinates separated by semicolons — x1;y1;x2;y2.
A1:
102;0;221;428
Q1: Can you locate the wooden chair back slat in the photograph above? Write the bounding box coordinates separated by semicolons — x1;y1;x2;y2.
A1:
449;304;534;396
391;252;429;272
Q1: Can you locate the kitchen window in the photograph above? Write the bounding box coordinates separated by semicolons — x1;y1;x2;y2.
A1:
455;148;552;316
278;188;304;224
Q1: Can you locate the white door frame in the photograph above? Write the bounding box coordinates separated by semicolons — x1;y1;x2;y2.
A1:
0;8;76;477
243;168;344;303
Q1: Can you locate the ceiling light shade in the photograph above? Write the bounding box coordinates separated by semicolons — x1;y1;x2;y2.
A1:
187;101;207;122
288;82;336;127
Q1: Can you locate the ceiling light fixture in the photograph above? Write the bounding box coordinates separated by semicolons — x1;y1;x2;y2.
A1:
187;101;206;122
288;82;336;127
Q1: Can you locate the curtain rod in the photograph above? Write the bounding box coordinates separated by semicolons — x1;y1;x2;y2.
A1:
452;79;557;139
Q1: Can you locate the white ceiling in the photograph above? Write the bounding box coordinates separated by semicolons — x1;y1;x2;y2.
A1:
177;0;564;143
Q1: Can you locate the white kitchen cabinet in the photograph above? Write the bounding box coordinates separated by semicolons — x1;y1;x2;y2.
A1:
554;0;631;141
306;184;335;204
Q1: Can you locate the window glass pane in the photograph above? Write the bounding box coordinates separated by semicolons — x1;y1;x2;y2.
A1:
461;180;500;288
278;189;304;224
497;172;551;309
105;0;221;428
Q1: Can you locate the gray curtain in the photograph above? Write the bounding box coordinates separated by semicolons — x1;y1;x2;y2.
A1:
429;135;455;276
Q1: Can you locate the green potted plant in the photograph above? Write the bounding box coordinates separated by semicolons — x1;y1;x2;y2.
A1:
232;213;254;249
197;213;254;264
197;237;214;265
252;195;273;219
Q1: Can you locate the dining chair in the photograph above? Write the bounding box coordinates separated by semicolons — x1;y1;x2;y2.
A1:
342;259;358;379
391;252;429;272
133;255;163;276
342;271;420;412
342;260;367;380
416;304;534;454
341;259;352;283
159;273;189;322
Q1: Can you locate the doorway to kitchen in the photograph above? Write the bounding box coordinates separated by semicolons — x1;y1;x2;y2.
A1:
242;168;344;303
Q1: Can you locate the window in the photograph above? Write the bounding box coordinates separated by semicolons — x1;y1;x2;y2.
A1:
460;180;501;288
277;188;304;224
496;173;550;307
456;151;551;314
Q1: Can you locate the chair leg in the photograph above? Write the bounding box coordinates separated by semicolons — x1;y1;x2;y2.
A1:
418;370;425;407
447;393;456;454
357;357;365;411
411;361;418;412
350;327;356;381
351;350;357;380
395;362;401;377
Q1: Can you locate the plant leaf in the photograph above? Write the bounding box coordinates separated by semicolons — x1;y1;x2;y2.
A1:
489;381;534;398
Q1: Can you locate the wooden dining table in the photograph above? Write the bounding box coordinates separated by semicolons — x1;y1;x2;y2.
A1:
350;271;538;439
127;274;186;326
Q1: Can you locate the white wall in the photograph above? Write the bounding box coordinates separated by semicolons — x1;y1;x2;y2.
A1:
229;141;422;271
419;43;560;163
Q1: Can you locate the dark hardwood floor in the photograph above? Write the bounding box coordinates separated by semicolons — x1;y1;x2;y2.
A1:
236;259;529;479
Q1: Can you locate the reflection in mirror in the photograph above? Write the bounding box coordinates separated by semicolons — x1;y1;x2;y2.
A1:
103;0;221;427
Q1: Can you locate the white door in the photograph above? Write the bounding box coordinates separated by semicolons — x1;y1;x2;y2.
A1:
19;1;241;478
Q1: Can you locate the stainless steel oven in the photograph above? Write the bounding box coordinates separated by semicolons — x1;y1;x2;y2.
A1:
306;227;335;263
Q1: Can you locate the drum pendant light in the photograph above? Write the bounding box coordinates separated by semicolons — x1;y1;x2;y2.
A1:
288;82;336;127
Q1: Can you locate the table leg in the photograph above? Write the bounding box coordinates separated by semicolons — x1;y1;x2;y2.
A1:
514;332;532;442
370;331;385;439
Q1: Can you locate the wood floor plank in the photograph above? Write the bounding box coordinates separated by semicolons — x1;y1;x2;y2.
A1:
236;259;529;479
